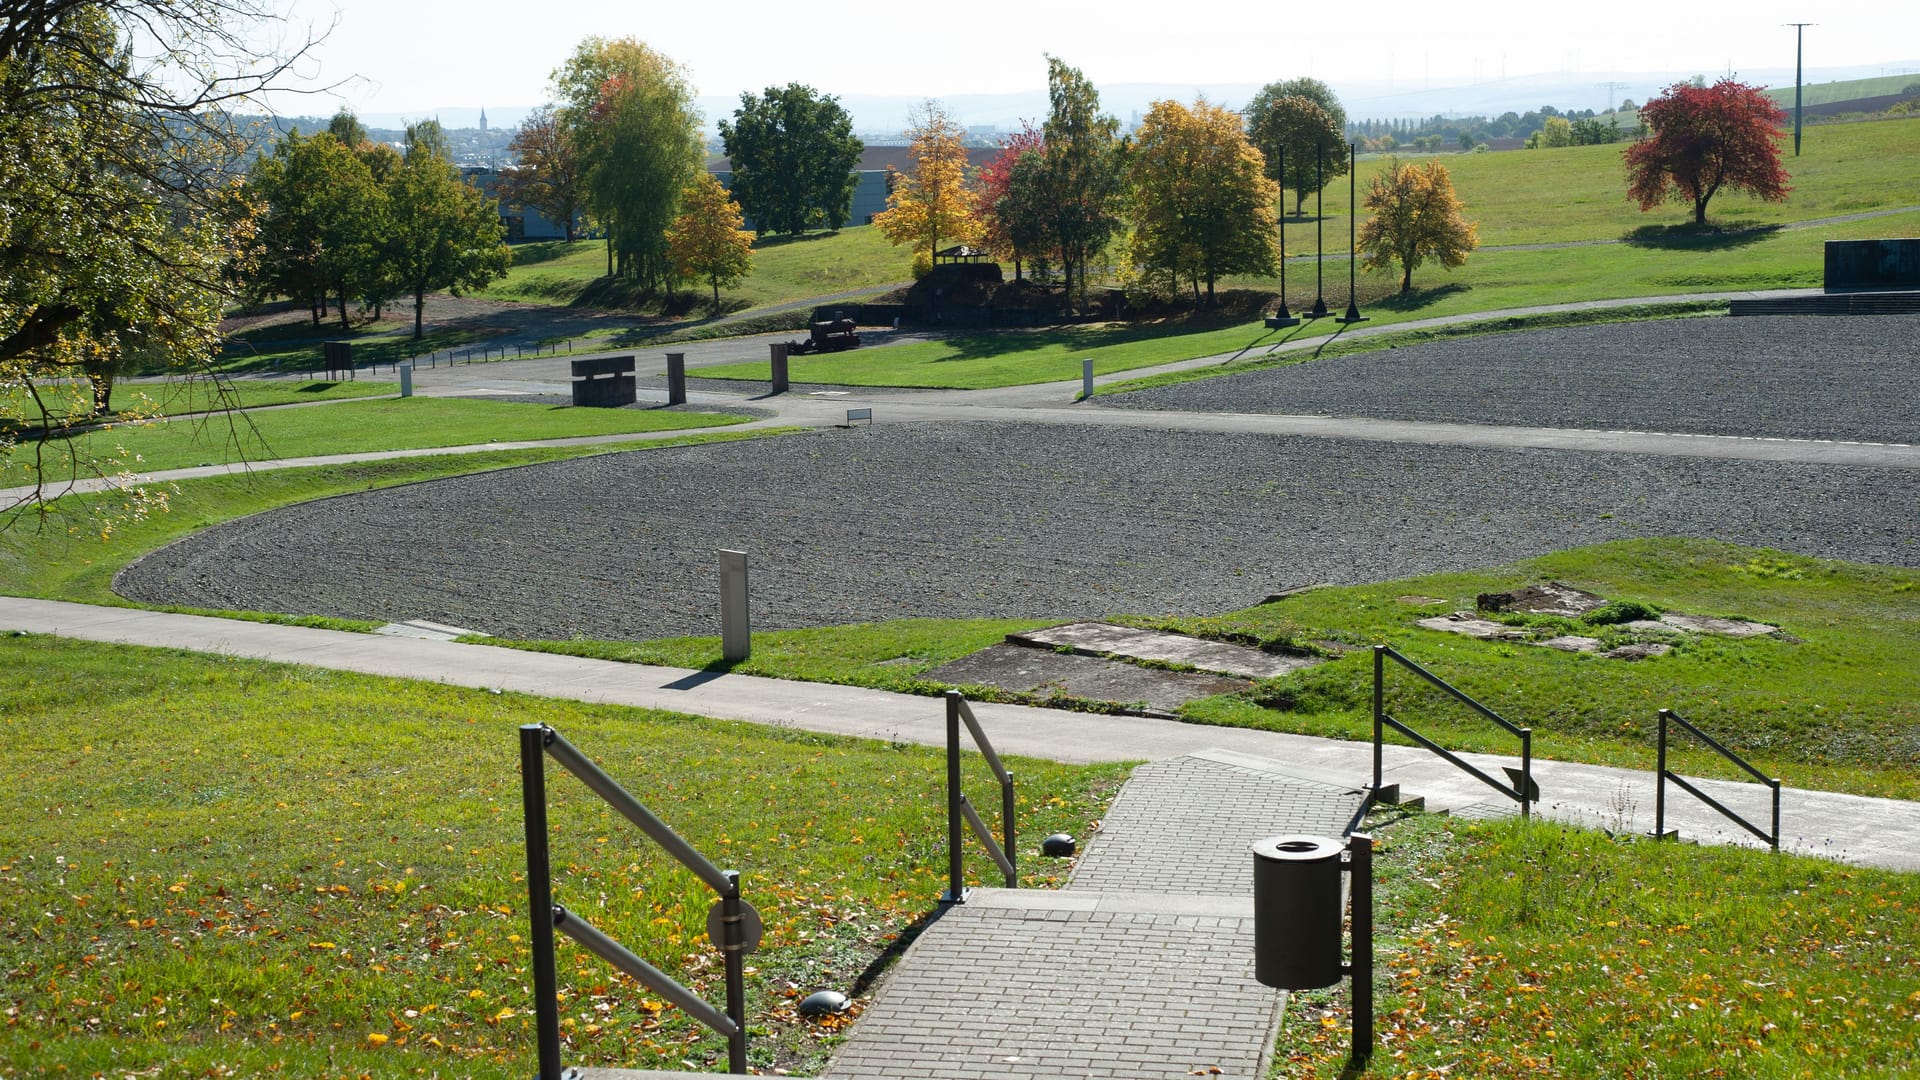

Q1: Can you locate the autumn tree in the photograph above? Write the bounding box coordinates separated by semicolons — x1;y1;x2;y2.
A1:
1248;95;1345;215
975;124;1050;280
1356;158;1479;293
502;104;585;242
554;37;703;290
1625;78;1790;225
667;172;754;309
873;100;982;275
246;129;388;329
1127;98;1280;306
719;84;863;235
1247;78;1349;212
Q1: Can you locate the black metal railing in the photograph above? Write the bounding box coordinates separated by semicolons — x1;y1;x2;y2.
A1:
1654;708;1781;850
1373;645;1535;818
943;690;1017;903
519;724;756;1077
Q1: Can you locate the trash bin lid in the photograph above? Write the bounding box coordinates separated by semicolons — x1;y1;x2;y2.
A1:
1252;834;1343;862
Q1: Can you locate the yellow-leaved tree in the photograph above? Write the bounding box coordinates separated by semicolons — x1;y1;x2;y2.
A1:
873;100;981;275
1356;158;1479;293
666;172;754;310
1127;97;1280;307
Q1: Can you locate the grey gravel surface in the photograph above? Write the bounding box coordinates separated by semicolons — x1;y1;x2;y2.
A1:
1099;315;1920;444
115;421;1920;641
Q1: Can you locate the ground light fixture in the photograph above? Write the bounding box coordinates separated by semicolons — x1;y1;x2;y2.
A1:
1265;143;1301;329
798;990;851;1018
1042;832;1078;857
1335;142;1368;325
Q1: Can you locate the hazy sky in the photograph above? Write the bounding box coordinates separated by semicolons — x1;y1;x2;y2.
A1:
278;0;1916;118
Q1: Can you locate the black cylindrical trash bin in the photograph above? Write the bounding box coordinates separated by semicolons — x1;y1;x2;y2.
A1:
1252;833;1345;990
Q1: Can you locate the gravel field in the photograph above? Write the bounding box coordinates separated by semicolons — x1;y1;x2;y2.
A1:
1099;315;1920;444
117;421;1920;641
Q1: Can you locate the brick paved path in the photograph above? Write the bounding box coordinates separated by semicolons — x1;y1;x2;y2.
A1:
823;751;1368;1080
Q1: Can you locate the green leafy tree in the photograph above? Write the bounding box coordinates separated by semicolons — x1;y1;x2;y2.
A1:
246;129;388;329
1038;56;1126;311
1248;94;1346;214
719;84;863;236
554;37;703;291
1247;77;1349;212
502;104;585;242
382;123;512;339
1128;97;1280;306
1356;157;1479;292
975;124;1051;280
666;172;754;309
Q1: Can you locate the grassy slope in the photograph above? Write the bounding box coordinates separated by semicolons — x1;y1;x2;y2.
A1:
474;226;908;312
6;397;749;475
0;636;1126;1075
1277;814;1920;1078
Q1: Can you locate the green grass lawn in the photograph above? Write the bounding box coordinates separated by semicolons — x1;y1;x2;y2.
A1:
216;320;506;376
1277;813;1920;1078
4;397;750;476
494;540;1920;803
0;635;1127;1076
1152;538;1920;801
2;378;393;432
0;432;790;608
476;226;909;314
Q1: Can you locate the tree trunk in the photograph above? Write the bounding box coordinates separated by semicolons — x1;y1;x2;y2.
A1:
711;278;720;310
606;237;613;277
1402;265;1414;292
1694;197;1709;225
310;294;322;327
88;372;112;417
337;282;351;330
413;287;426;340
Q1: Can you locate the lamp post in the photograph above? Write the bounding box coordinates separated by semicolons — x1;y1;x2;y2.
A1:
1307;141;1329;319
1265;143;1300;329
1787;23;1815;156
1335;142;1367;325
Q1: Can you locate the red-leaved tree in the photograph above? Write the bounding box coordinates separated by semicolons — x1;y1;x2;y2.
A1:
975;123;1048;280
1625;79;1790;225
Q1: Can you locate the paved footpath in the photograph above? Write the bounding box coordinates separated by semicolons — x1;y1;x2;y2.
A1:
823;751;1367;1080
5;596;1916;873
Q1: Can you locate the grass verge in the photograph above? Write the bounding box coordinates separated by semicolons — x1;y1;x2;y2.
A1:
483;540;1920;801
1275;813;1920;1078
5;397;751;476
0;635;1127;1075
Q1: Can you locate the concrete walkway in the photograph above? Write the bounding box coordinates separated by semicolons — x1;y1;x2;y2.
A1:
5;596;1916;872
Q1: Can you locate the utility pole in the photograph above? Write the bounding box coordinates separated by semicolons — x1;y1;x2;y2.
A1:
1787;23;1815;156
1597;81;1627;117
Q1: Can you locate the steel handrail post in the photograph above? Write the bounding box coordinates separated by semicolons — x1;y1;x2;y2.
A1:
1347;832;1374;1069
1770;779;1782;852
945;691;965;903
518;725;563;1080
1656;709;1670;839
1371;646;1385;793
1520;729;1533;819
1001;770;1018;887
720;871;748;1074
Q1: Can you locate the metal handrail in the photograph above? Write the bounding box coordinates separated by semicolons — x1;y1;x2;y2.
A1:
520;724;753;1077
944;690;1016;903
1373;645;1534;817
1654;708;1781;850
